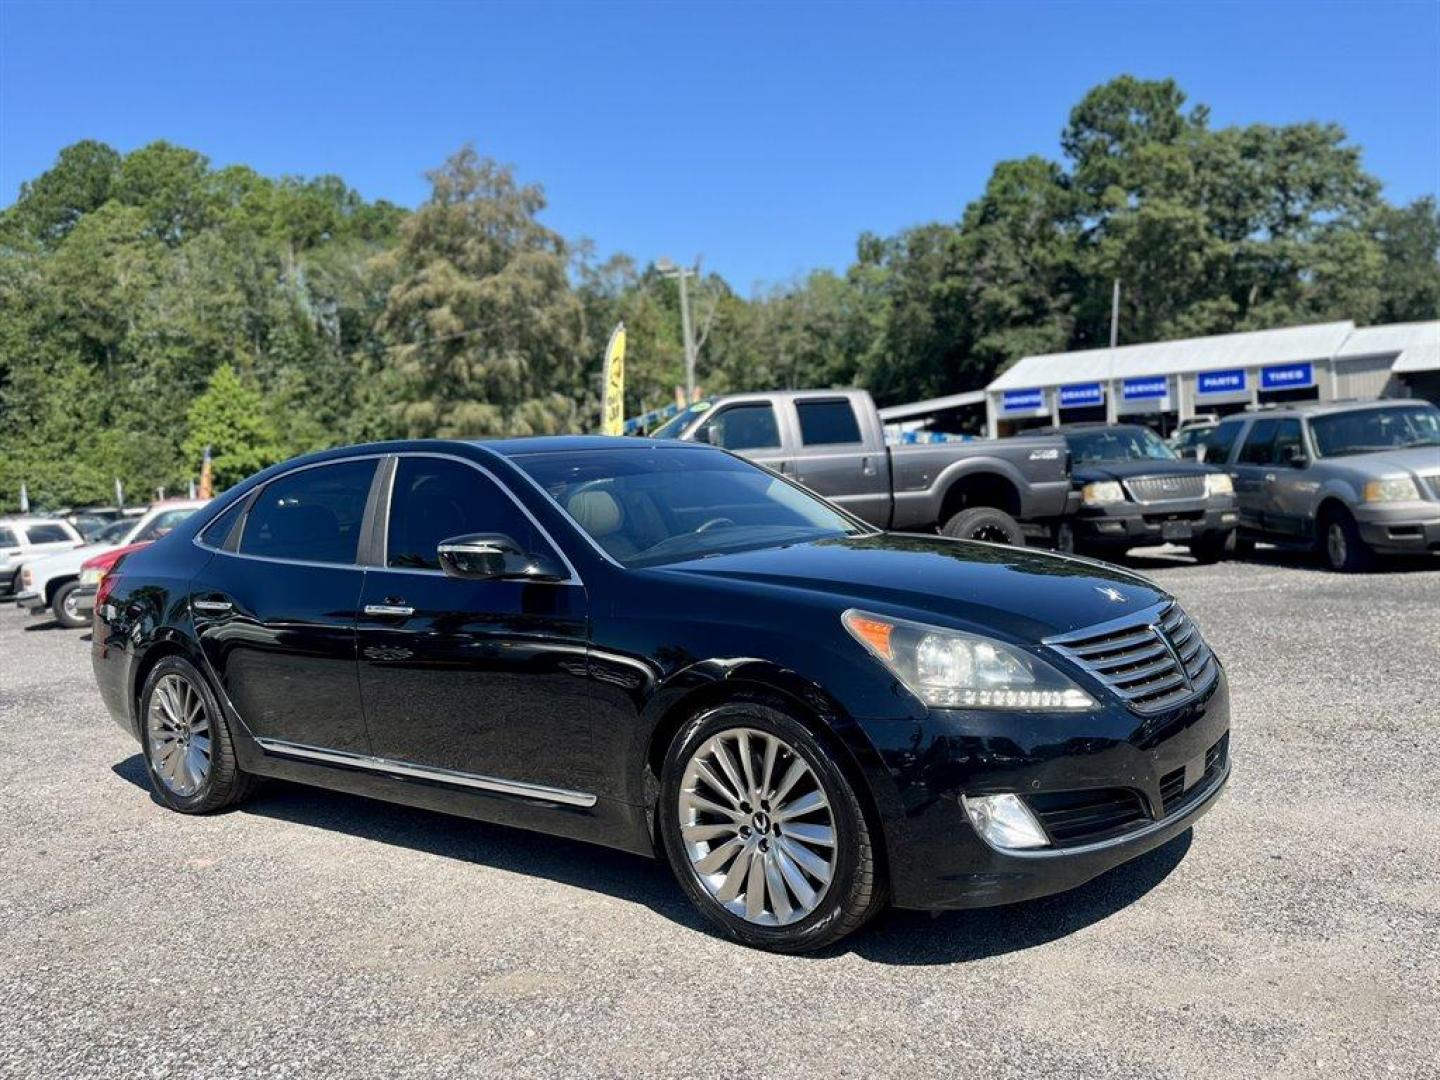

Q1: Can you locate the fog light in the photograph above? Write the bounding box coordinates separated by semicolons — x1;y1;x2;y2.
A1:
961;793;1049;850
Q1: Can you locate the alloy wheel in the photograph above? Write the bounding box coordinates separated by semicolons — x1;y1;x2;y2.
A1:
677;727;837;926
61;590;82;621
147;673;213;798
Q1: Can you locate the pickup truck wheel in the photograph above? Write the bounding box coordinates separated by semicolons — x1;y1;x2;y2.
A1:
52;582;89;628
1052;521;1075;554
1188;532;1231;565
942;507;1024;546
1321;508;1374;573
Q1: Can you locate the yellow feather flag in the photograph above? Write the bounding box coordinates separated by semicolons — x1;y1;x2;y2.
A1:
600;322;626;436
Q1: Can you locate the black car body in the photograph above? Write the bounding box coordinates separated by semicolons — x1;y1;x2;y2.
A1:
1040;424;1239;561
91;437;1230;951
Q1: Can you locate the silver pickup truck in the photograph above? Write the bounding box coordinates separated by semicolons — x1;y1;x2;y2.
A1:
651;389;1074;542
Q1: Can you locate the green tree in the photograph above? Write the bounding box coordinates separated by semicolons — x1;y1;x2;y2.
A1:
182;364;282;489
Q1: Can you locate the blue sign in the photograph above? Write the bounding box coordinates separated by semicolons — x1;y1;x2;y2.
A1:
1001;388;1045;413
1197;368;1247;396
1122;376;1168;402
1261;362;1314;391
1058;382;1104;409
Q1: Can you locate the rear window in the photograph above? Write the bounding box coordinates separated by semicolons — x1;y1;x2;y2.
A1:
240;459;376;564
199;500;246;549
24;524;72;544
0;527;17;548
796;399;862;446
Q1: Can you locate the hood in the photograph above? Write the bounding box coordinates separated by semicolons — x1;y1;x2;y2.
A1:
1327;446;1440;477
23;541;122;576
654;533;1167;642
1071;458;1221;484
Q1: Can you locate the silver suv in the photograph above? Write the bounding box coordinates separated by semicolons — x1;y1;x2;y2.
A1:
1202;400;1440;571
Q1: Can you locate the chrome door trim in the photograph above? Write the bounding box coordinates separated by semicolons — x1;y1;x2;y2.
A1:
192;600;234;614
362;604;414;616
254;737;598;807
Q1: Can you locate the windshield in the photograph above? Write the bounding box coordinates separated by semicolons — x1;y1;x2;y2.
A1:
1310;405;1440;458
94;520;132;544
514;447;871;568
649;400;715;440
131;506;200;543
1065;427;1177;464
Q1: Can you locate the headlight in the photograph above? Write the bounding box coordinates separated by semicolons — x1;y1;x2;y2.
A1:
1081;481;1125;506
1204;472;1233;496
79;568;104;586
1363;477;1420;503
842;609;1095;710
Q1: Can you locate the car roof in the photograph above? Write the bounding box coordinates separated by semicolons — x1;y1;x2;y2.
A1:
1034;423;1152;434
1236;398;1434;420
0;516;70;527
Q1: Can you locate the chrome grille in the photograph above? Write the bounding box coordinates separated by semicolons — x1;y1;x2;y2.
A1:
1123;473;1207;503
1047;602;1218;714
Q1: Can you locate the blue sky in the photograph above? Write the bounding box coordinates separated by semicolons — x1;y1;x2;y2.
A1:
2;1;1437;291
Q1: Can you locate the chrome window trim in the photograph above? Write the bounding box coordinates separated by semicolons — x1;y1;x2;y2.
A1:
254;737;598;808
972;759;1230;861
191;452;390;569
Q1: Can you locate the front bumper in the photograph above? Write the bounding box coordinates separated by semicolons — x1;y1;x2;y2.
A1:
1074;496;1237;549
1353;502;1440;554
865;669;1230;910
15;590;46;612
71;586;97;617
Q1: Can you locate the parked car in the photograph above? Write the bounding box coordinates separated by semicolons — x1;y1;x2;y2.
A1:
1169;422;1218;461
15;500;205;626
1036;423;1238;562
0;517;84;600
92;437;1229;953
652;389;1075;545
69;541;148;622
1200;399;1440;571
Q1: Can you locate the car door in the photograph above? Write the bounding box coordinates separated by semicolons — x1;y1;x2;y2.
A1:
1264;419;1310;539
692;401;789;473
354;453;595;798
1231;419;1278;535
785;397;890;524
190;456;380;754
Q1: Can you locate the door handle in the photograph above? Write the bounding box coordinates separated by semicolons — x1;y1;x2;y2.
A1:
1265;473;1276;483
861;457;877;477
363;604;414;617
193;599;233;614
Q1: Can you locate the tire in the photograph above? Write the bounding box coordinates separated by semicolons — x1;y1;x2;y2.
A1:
139;656;256;814
1188;531;1231;565
941;506;1024;545
1052;520;1076;555
658;701;885;953
1231;533;1256;559
1320;507;1374;573
51;581;88;628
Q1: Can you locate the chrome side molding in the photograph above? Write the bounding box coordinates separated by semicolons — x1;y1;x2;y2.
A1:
253;737;598;808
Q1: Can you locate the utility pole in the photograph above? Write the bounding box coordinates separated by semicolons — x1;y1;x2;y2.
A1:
657;257;699;404
1107;279;1121;423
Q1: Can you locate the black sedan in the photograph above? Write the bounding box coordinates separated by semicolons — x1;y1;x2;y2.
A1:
91;437;1230;952
1041;423;1239;562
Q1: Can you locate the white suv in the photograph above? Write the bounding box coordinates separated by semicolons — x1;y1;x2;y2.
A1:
1;518;84;601
15;500;206;627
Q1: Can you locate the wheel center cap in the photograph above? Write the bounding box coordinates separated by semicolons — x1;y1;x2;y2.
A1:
752;811;771;833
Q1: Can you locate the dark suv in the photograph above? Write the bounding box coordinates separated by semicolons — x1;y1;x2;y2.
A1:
1200;399;1440;571
1038;424;1238;562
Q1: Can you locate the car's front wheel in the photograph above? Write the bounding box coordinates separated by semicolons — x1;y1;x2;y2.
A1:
1320;507;1374;573
139;656;256;813
51;581;88;628
659;702;884;953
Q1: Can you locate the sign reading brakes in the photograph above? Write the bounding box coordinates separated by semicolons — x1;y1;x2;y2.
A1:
1260;361;1314;391
1001;388;1045;413
1197;368;1247;396
1058;382;1103;408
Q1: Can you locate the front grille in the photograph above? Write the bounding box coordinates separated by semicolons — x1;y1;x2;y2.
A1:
1159;733;1229;816
1027;788;1147;846
1047;603;1218;714
1124;473;1207;502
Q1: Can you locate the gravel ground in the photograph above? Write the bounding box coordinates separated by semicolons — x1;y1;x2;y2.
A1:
1;547;1437;1080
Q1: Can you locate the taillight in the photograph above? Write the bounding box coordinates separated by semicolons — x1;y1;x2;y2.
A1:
94;559;126;610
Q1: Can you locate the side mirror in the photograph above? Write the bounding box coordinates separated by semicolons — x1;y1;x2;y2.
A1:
1284;445;1309;469
436;533;566;582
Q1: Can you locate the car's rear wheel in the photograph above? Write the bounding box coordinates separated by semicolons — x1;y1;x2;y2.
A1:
139;656;256;813
659;702;884;953
1321;507;1374;573
51;581;88;628
941;506;1024;545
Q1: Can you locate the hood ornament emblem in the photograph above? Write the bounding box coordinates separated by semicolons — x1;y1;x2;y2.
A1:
1095;585;1126;603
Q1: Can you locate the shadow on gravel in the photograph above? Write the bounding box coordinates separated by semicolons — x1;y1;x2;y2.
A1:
1120;545;1438;575
112;752;1191;963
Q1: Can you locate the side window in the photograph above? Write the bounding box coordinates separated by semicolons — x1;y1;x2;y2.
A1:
0;527;18;548
796;399;863;446
1237;420;1278;465
25;524;72;544
386;457;548;571
198;500;246;549
1201;419;1244;463
1270;419;1303;464
240;459;377;564
699;404;782;451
